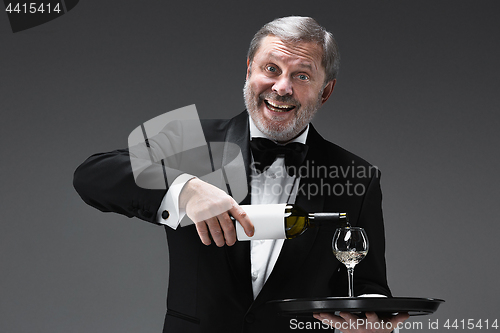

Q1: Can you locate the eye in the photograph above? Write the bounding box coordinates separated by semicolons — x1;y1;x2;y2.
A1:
265;65;279;73
297;74;309;81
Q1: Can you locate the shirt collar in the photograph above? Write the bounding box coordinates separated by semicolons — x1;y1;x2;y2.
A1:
248;115;309;145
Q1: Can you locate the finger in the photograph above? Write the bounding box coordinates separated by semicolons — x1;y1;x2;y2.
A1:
389;312;410;326
364;311;382;330
338;311;360;322
313;312;334;320
218;212;236;246
228;202;254;237
338;311;360;329
314;313;343;328
204;216;225;247
365;311;380;323
315;312;341;321
312;313;322;321
195;221;211;246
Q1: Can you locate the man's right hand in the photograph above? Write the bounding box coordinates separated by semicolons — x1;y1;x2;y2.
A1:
179;178;254;247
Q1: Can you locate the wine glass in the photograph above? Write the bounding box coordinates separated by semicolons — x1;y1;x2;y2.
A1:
332;227;369;297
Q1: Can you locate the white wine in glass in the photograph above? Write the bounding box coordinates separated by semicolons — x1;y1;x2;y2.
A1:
332;227;369;297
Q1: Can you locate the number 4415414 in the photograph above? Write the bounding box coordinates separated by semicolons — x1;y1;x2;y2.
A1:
5;3;62;14
444;319;498;330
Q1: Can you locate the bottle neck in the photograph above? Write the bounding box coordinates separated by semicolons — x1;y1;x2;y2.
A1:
309;212;349;227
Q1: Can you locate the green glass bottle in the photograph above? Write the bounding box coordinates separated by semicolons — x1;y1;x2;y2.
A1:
283;204;350;239
234;204;349;240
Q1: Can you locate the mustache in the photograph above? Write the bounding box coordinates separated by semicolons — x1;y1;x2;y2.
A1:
259;92;300;107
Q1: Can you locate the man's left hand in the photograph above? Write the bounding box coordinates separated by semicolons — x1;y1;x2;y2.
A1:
313;311;409;333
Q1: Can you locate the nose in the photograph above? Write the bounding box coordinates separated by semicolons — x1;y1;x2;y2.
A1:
272;77;293;96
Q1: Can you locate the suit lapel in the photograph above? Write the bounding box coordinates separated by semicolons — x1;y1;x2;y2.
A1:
223;110;252;184
295;124;327;213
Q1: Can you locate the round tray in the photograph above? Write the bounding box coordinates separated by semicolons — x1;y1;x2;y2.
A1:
268;297;444;317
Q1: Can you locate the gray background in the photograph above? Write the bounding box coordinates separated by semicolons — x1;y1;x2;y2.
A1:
1;1;499;332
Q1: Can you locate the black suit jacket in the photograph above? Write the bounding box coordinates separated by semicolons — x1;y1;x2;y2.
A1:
74;111;391;333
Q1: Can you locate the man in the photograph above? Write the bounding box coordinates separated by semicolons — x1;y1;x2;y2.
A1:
74;16;408;332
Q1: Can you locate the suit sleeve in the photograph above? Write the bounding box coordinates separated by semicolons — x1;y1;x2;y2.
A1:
353;170;392;296
73;148;170;224
73;117;211;224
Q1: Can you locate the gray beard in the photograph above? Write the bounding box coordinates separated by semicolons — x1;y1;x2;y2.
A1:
243;80;322;142
243;80;317;142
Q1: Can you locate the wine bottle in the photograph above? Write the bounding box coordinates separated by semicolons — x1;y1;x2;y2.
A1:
234;203;349;240
284;204;350;239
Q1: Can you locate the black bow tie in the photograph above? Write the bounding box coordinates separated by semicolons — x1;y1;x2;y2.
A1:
250;137;308;176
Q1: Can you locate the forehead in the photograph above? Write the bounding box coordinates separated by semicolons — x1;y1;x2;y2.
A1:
253;36;324;72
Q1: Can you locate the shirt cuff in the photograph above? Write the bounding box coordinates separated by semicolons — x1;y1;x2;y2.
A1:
156;174;196;229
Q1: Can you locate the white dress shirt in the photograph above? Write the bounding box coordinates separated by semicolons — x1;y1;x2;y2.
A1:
248;117;308;298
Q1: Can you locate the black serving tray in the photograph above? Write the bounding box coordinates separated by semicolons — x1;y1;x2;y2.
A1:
268;297;444;317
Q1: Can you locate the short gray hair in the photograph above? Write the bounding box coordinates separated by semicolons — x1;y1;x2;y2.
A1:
247;16;340;82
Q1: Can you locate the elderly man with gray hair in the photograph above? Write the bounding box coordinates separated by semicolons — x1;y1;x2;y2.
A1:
74;16;408;332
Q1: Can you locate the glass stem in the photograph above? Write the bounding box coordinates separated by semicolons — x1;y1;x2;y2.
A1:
347;267;354;297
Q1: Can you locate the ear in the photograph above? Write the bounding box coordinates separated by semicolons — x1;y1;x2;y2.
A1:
320;79;336;105
246;58;251;80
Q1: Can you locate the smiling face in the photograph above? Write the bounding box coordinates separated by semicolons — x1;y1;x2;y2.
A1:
244;35;336;142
